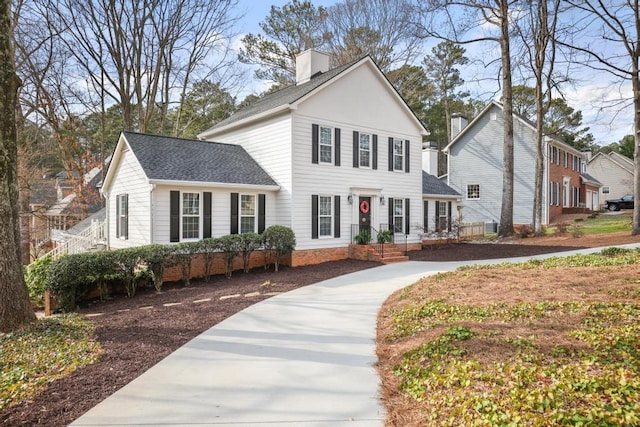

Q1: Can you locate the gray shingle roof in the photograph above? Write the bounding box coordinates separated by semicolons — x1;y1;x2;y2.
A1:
123;132;277;186
581;172;602;185
204;59;361;132
423;171;460;196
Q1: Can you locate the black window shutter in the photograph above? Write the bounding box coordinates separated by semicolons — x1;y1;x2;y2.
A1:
447;201;452;232
258;194;266;233
230;193;239;234
312;124;319;164
170;191;180;242
335;128;341;166
424;200;428;231
116;194;121;238
352;131;359;168
311;195;319;239
334;195;340;238
435;200;440;231
405;140;410;173
372;134;378;170
405;198;410;235
203;192;212;238
388;197;394;231
388;137;394;171
124;194;129;239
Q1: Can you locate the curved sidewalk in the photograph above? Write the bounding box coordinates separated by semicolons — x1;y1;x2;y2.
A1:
72;245;640;426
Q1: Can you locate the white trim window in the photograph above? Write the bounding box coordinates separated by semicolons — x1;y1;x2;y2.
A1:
359;133;371;168
240;194;256;233
602;186;610;194
116;193;128;239
467;184;480;199
319;126;333;164
393;198;404;233
182;192;200;239
393;138;404;171
319;195;333;237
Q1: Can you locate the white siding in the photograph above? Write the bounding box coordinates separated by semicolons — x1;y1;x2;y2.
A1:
202;115;292;227
448;104;540;225
107;149;152;249
153;185;278;244
291;70;424;250
588;154;633;203
422;198;460;235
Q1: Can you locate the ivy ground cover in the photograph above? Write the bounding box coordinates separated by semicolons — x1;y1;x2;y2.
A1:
378;248;640;426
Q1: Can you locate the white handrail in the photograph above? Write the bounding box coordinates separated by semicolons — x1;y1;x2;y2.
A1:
41;220;106;259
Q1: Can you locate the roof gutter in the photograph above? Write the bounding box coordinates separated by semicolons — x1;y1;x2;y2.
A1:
197;105;291;139
148;179;280;192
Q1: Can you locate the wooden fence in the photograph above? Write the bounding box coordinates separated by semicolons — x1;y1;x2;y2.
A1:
459;222;485;241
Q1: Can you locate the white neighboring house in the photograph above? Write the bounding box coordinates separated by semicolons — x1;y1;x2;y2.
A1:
100;132;279;249
587;151;633;204
102;51;428;263
198;50;427;262
445;101;596;228
421;143;461;237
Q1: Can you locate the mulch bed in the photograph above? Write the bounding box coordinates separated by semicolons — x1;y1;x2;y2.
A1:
0;239;633;426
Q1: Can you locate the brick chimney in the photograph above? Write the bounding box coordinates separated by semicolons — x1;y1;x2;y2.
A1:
295;49;330;85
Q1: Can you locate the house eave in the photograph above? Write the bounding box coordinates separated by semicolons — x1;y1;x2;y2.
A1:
148;179;280;191
423;193;460;200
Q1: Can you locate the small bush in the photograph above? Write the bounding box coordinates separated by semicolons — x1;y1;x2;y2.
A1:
554;222;570;235
199;238;220;282
169;242;200;286
355;230;371;244
263;225;296;272
569;223;584;238
238;232;262;273
515;224;534;238
377;229;392;244
217;235;241;278
140;244;173;291
24;255;54;306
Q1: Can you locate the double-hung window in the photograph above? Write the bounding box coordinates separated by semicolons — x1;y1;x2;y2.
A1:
359;133;371;168
182;192;200;239
240;194;256;233
319;126;333;164
437;200;448;231
116;194;128;239
319;196;333;237
393;138;404;171
393;198;404;233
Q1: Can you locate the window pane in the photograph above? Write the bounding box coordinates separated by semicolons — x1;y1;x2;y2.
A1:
394;199;403;215
319;127;332;163
240;216;255;233
360;150;370;167
319;196;332;215
319;217;332;236
438;202;447;217
394;155;403;171
394;217;403;233
359;134;370;150
320;127;332;144
394;140;403;155
182;217;199;239
182;193;199;215
241;195;255;216
467;185;480;199
320;145;332;163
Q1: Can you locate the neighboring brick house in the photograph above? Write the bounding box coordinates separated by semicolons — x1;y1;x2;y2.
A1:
445;101;599;228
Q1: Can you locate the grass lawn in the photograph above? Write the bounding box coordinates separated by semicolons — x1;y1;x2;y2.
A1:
0;314;101;411
550;212;632;235
378;248;640;426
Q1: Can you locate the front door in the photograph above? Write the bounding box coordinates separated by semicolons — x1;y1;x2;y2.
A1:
359;196;371;235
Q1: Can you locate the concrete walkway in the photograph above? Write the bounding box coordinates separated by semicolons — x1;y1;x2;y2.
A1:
72;244;640;426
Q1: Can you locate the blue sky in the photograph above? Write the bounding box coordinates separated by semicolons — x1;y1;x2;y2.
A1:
233;0;633;146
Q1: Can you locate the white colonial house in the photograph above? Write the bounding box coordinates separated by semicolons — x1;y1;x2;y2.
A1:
102;50;430;264
587;151;634;205
445;101;599;229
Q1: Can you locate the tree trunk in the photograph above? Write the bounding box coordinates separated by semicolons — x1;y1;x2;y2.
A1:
632;59;640;235
0;0;36;332
498;0;515;237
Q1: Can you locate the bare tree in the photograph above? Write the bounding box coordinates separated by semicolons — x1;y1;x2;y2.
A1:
417;0;518;237
47;0;241;134
562;1;640;235
325;0;421;71
516;1;562;235
0;0;36;332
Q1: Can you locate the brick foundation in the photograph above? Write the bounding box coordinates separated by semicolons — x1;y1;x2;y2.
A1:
290;247;349;267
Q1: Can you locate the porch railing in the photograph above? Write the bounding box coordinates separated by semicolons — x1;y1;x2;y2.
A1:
41;219;106;260
351;223;407;257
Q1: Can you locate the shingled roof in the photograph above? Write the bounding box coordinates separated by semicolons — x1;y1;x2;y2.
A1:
123;132;277;187
201;58;363;133
422;171;460;197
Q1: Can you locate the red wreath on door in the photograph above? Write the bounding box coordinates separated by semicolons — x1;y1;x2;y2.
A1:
359;200;370;214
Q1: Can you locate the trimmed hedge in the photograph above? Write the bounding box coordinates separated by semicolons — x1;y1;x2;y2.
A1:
25;227;296;312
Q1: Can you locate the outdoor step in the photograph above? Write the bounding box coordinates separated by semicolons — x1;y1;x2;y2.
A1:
380;255;410;263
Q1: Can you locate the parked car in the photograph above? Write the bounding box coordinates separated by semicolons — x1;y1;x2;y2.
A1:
604;194;634;211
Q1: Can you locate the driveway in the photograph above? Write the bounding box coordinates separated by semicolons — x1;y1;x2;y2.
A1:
71;245;640;426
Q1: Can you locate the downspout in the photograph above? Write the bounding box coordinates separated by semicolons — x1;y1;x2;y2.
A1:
102;190;110;249
150;184;156;244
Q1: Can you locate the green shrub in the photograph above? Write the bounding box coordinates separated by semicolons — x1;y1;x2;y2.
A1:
199;238;220;282
169;242;199;286
355;229;371;245
263;225;296;272
217;234;241;278
140;244;173;291
377;229;392;244
24;255;54;306
238;232;262;273
111;248;144;297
